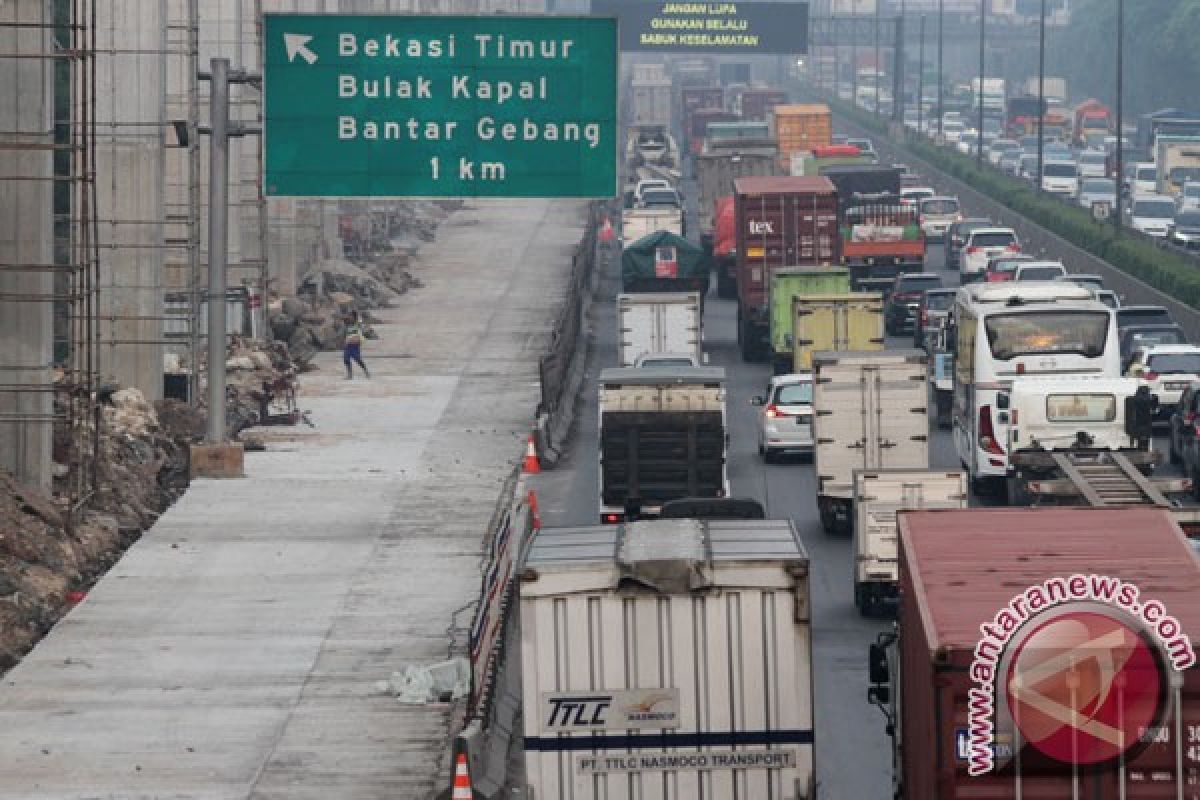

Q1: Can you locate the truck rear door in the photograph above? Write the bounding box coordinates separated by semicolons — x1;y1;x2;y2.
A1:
867;359;929;471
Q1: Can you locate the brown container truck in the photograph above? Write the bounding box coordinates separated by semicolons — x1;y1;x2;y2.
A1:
869;507;1200;799
680;86;723;133
734;176;840;362
737;88;789;122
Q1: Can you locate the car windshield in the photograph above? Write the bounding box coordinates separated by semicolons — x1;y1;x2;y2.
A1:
1137;166;1157;181
1017;266;1067;281
1175;212;1200;228
640;358;694;368
971;232;1017;247
1169;167;1200;185
1132;200;1175;218
1044;163;1079;177
1185;186;1200;198
641;190;679;206
985;311;1110;360
926;292;954;311
1119;309;1173;327
921;199;959;214
1147;353;1200;374
1130;330;1185;348
898;276;941;292
1080;152;1107;164
1081;179;1115;193
1096;292;1119;309
773;383;813;405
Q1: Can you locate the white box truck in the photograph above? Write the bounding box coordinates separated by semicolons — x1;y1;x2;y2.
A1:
618;292;703;367
812;350;929;533
599;367;728;523
519;518;816;800
850;469;967;617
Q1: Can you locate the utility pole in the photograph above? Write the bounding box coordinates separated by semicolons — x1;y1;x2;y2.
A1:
852;11;859;106
874;0;881;117
892;13;905;122
937;0;944;138
200;57;260;445
1036;0;1046;192
976;0;986;165
918;15;926;135
1114;0;1124;233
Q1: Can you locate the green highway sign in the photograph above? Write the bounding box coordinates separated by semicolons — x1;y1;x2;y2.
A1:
263;14;617;198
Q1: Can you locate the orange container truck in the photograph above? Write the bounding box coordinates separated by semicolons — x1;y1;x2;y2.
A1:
772;104;833;173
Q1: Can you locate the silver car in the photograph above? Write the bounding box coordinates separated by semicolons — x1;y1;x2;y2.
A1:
917;196;962;241
1078;178;1117;214
753;374;814;462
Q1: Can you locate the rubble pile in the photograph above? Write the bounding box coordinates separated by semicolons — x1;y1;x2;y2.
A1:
220;337;304;435
267;200;455;359
0;390;189;672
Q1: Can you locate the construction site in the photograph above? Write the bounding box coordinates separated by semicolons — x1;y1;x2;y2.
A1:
0;0;467;670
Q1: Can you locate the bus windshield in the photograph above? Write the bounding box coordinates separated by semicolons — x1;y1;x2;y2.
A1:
984;311;1110;360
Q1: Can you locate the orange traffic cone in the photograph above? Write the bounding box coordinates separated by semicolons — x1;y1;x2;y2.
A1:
527;489;542;530
599;216;615;243
451;752;472;800
522;433;541;474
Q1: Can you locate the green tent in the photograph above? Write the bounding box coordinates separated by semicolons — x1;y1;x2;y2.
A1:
621;230;710;294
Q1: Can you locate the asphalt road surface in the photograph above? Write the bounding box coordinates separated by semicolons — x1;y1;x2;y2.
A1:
530;132;1183;799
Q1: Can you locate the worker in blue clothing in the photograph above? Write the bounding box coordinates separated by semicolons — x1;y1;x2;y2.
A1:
343;311;370;379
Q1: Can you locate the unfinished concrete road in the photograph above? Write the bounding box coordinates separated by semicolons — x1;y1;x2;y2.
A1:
0;198;587;800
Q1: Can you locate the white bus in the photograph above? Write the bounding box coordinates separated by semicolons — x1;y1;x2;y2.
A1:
951;282;1120;494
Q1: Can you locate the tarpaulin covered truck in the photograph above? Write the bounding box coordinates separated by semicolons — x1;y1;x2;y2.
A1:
870;507;1200;799
520;518;816;800
734;176;840;363
621;230;709;296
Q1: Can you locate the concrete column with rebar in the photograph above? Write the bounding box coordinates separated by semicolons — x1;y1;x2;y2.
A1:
0;0;55;489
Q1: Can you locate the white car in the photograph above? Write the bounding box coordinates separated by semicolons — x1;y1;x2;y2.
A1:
1132;163;1158;195
942;120;965;143
1179;182;1200;212
1077;149;1109;179
1041;160;1080;196
987;138;1020;166
960;227;1021;280
752;373;814;462
1126;344;1200;420
1129;194;1177;238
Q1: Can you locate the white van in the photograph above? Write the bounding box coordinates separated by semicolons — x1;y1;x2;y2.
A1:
1041;160;1080;196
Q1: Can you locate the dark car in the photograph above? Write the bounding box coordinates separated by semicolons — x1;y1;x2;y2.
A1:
945;217;993;271
913;287;957;348
1170;382;1200;498
1119;323;1188;371
885;273;944;335
1115;306;1175;334
983;253;1035;282
1170;211;1200;250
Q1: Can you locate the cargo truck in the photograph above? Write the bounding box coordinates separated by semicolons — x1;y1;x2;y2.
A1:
851;469;967;617
734;176;841;363
1023;75;1067;106
736;88;788;121
687;108;739;156
772;103;833;173
1073;98;1112;148
712;195;738;298
695;143;778;257
870;507;1200;799
598;366;728;524
631;75;672;128
617;292;703;368
1155;134;1200;195
768;267;852;374
791;292;884;373
822;164;923;291
812;350;929;533
1002;376;1190;507
519;517;816;800
621;230;708;296
680;86;723;151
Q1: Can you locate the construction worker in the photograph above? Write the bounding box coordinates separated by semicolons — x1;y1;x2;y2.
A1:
343;312;370;379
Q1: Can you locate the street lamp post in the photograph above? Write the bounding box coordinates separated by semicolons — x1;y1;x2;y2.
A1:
976;0;986;165
1114;0;1125;233
918;15;926;135
1036;0;1046;193
937;0;944;138
874;0;881;117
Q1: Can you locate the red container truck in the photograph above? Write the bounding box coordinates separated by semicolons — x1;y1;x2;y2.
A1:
871;507;1200;799
712;195;737;298
734;176;840;362
1074;98;1113;147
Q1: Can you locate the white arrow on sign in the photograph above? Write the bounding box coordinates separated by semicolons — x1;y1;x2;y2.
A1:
284;33;317;65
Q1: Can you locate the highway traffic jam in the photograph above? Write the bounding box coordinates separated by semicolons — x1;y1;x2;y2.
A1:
514;61;1200;800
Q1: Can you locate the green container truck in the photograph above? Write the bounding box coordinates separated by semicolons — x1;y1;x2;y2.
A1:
768;266;852;374
621;230;710;296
